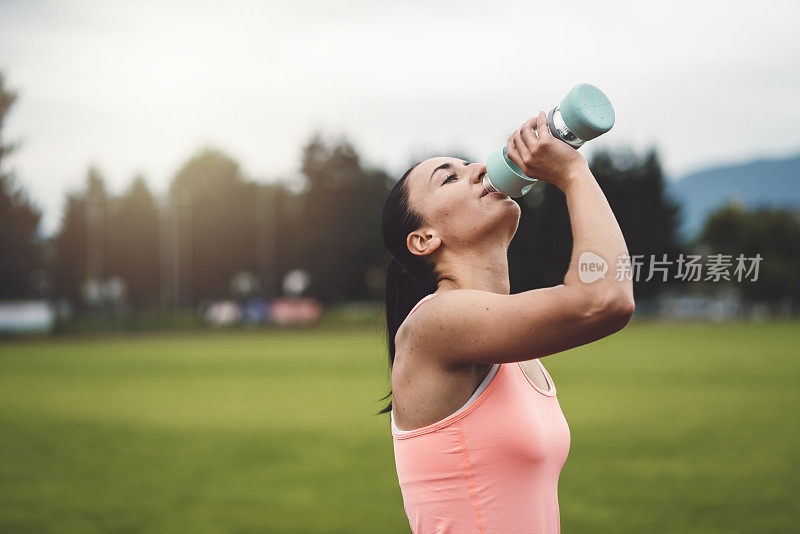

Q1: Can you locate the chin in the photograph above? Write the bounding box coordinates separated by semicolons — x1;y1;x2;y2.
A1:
504;199;522;218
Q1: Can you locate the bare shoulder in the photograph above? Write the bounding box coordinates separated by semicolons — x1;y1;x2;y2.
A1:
395;289;502;368
395;290;478;341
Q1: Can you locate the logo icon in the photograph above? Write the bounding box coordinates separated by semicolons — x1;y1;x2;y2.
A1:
578;252;608;283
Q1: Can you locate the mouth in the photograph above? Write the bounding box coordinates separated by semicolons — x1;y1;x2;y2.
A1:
481;187;505;198
480;173;504;198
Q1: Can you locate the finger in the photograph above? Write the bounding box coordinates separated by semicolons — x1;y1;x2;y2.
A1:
506;135;525;170
536;110;550;138
513;130;532;164
519;118;538;150
507;128;519;147
521;117;538;134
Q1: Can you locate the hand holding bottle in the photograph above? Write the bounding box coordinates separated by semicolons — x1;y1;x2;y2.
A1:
482;83;614;197
505;111;589;191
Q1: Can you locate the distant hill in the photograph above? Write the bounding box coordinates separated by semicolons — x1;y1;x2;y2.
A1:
666;151;800;243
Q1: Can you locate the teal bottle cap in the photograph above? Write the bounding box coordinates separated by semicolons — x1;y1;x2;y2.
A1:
559;83;615;141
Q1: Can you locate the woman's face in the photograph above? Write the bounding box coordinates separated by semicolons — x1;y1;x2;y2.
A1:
405;156;521;257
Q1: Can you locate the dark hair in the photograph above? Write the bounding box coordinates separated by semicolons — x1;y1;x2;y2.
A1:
376;162;441;416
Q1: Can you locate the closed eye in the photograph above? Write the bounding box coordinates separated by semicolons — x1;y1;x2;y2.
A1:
442;173;457;184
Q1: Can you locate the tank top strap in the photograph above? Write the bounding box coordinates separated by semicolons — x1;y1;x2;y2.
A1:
408;293;437;317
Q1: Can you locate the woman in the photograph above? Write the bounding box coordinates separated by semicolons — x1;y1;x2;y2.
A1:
378;111;635;533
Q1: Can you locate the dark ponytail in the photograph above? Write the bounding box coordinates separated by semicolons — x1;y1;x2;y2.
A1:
376;162;440;416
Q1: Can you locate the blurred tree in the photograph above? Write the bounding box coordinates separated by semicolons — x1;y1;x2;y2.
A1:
508;177;572;292
52;194;86;307
590;147;682;299
106;175;160;309
697;202;800;304
169;148;257;305
296;133;393;303
255;180;301;299
52;167;108;310
0;72;44;299
508;146;682;300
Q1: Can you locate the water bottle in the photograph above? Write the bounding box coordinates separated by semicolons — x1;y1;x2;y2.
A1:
483;83;615;198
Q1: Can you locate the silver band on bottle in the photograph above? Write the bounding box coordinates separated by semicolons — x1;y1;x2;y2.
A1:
547;106;585;149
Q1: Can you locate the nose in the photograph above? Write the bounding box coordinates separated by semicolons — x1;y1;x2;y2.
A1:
470;163;487;184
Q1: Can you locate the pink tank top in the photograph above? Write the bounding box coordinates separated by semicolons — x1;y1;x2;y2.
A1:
391;293;571;533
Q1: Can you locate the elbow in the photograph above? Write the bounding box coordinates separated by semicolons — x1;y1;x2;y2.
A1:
586;291;635;332
614;295;635;327
612;292;635;319
606;293;635;332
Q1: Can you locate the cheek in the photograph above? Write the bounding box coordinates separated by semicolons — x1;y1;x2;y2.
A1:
429;189;490;234
433;195;475;222
435;202;483;235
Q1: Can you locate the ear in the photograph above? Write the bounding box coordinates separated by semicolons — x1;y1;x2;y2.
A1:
407;228;442;258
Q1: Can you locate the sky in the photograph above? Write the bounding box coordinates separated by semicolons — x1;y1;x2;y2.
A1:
1;0;799;236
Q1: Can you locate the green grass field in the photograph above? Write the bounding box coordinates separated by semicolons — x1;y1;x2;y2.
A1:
1;320;798;533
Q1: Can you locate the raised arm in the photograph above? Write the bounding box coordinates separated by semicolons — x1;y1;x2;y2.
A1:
397;112;634;369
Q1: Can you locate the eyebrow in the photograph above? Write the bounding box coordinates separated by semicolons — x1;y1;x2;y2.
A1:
429;160;469;184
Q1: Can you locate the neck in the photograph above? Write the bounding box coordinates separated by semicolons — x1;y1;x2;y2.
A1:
433;242;511;295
